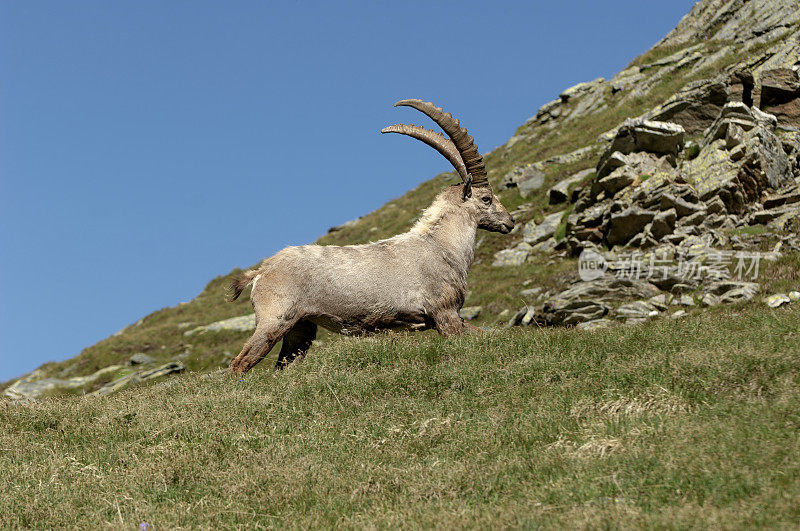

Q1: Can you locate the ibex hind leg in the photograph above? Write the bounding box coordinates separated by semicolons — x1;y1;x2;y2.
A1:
433;309;480;336
275;320;317;369
230;317;296;374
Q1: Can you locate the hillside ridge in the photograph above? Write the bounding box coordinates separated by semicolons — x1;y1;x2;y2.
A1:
5;0;800;399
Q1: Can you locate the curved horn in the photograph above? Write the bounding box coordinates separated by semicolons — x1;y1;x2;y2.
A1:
381;124;470;184
394;99;488;186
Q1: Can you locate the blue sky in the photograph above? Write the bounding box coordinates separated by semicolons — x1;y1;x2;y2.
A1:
0;1;697;381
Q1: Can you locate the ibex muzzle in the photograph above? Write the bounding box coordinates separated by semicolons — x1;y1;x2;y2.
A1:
229;100;514;373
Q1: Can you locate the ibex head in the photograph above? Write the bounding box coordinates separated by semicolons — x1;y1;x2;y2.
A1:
382;99;515;234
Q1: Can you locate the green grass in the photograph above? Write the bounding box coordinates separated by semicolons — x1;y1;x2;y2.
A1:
2;300;800;528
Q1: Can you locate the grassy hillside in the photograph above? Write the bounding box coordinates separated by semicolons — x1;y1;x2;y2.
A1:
3;298;799;528
1;33;764;394
5;13;796;391
4;1;800;525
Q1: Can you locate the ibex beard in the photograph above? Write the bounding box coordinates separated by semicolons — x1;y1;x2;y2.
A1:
229;99;514;374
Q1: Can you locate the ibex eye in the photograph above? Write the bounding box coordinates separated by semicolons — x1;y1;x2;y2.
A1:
482;196;492;204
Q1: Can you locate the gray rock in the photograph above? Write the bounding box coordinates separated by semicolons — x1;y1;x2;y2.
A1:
506;308;528;327
517;170;546;199
520;307;539;326
90;362;186;397
679;210;706;226
650;79;729;134
705;280;759;304
549;277;661;303
606;207;658;246
549;168;594;204
531;238;558;253
597;120;685;177
459;306;482;320
670;310;687;319
560;77;605;102
765;293;791;308
660;194;703;218
185;314;257;336
598;167;636;195
4;365;126;400
519;287;542;298
703;102;759;145
597;151;631;179
650;208;677;238
705;196;727;214
683;139;741;202
501;164;545;198
492;243;532;267
128;353;156;366
523;211;564;245
725;122;745;149
757;68;800;126
763;189;800;209
576;319;614;331
614;300;661;320
543;300;610;326
752;204;800;224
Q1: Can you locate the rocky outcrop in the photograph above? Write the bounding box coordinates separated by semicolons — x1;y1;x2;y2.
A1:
89;362;186;397
184;314;257;336
4;359;185;400
556;102;796;251
4;365;126;400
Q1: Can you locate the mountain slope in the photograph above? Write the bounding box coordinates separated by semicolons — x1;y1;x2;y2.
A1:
4;0;800;397
3;301;800;527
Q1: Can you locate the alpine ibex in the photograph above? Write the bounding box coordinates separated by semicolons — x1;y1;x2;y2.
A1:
229;99;514;373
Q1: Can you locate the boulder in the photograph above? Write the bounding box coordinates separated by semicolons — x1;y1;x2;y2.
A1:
765;293;791;308
679;210;707;226
683;139;741;202
752;204;800;224
704;280;759;305
459;306;482;320
650;208;677;238
763;189;800;209
90;362;186;397
185;314;257;336
501;164;545;198
702;102;760;145
548;168;594;204
598;167;636;195
614;300;661;320
548;277;661;303
659;193;703;217
543;300;610;326
606;207;658;246
576;319;614;330
4;365;126;400
522;211;564;245
128;353;156;366
492;243;532;267
597;120;684;177
757;68;800;126
650;79;729;134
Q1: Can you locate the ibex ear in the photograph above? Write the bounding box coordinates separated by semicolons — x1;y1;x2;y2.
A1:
461;174;473;201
